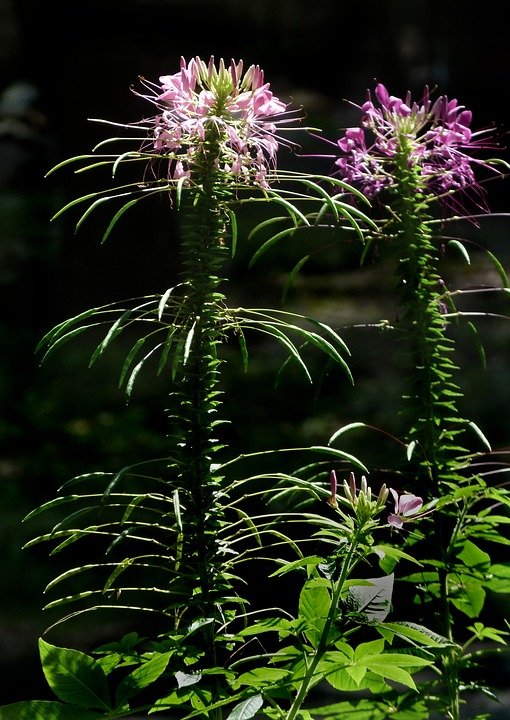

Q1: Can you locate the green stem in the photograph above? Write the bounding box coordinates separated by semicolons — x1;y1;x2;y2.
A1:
391;141;467;720
165;131;233;680
286;528;363;720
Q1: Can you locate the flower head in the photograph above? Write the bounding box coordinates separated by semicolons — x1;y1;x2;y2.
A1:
387;488;425;529
333;83;499;208
135;56;299;189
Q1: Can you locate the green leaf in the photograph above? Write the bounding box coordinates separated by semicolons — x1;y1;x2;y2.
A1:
227;209;238;258
448;239;471;264
457;540;491;569
466;321;487;370
299;580;331;646
249;226;301;268
486;249;509;287
225;695;263;720
449;575;486;617
467;421;491;451
183;320;197;364
362;660;418;690
39;639;111;710
114;652;172;706
234;667;290;689
486;563;510;593
373;545;423;566
175;671;202;688
375;621;453;648
0;701;104;720
308;699;388;719
282;255;310;303
270;555;323;577
238;617;291;637
347;575;393;622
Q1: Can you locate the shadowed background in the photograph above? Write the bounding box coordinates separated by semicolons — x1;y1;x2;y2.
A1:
1;0;509;713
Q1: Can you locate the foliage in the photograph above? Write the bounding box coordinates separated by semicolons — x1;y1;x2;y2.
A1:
1;62;510;720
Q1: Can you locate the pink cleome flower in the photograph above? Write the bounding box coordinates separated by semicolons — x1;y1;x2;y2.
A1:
387;488;424;529
136;56;299;189
334;83;499;206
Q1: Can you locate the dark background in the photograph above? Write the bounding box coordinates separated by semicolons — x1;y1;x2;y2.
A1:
1;0;510;713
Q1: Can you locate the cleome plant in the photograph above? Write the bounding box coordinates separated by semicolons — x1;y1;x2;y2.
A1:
1;59;509;720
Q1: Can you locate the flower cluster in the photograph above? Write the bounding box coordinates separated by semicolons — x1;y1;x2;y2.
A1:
137;56;298;188
328;471;432;530
334;83;498;204
328;470;388;523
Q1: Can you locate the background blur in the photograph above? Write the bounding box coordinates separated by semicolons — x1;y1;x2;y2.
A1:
1;0;510;711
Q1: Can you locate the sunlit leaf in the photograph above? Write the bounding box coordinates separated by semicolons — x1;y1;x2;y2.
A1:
39;640;110;711
225;695;263;720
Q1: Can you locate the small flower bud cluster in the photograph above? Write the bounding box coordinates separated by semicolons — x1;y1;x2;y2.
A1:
328;470;388;523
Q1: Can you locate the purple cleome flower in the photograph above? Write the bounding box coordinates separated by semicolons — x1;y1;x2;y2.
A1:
334;83;498;207
135;56;299;189
387;488;424;529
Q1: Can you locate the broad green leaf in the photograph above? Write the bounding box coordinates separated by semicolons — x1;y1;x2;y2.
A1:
324;667;362;692
238;617;291;637
467;621;509;644
353;639;385;659
375;621;453;647
486;563;510;593
225;695;263;720
362;661;417;690
373;545;423;566
0;701;104;720
298;580;331;646
175;671;201;689
270;555;323;577
234;667;290;689
449;575;486;617
457;540;491;569
366;652;432;668
345;664;366;685
39;640;110;710
347;575;394;621
308;699;388;719
115;652;172;706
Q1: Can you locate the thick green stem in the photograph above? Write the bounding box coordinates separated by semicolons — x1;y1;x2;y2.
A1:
165;131;233;675
391;142;466;720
